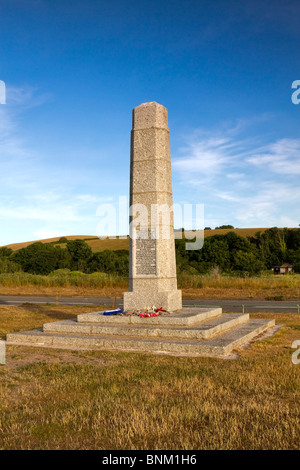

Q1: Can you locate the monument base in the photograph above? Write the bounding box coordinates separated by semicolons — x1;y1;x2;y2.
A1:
6;307;276;358
123;290;182;312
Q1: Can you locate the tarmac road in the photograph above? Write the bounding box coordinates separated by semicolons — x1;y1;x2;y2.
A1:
0;294;299;313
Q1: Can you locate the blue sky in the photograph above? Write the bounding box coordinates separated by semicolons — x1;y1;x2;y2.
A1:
0;0;300;245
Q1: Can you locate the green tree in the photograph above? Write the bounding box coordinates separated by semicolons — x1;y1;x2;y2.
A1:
0;258;22;273
87;250;129;276
233;250;265;275
66;239;93;271
57;237;68;244
12;243;59;275
0;247;13;257
12;242;72;275
215;225;234;229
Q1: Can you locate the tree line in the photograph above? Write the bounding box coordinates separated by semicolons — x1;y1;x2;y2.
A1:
0;227;299;276
176;228;300;275
0;240;129;276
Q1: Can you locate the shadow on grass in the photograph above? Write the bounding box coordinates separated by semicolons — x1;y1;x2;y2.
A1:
19;303;107;322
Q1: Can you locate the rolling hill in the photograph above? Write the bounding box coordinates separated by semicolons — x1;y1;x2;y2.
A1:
3;228;274;253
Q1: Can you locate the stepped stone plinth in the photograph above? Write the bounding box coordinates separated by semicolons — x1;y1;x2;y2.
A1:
6;308;275;357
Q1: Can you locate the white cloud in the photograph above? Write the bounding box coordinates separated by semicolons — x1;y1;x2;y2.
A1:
173;127;257;183
226;172;246;179
0;85;44;160
0;87;113;244
247;138;300;175
231;182;300;227
0;188;114;224
76;194;113;203
174;136;237;179
173;124;300;228
0;106;25;157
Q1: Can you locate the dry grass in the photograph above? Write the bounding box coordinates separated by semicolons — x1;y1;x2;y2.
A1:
0;271;128;297
4;235;129;252
0;285;126;297
4;235;98;251
0;304;109;341
0;305;300;449
179;273;300;300
0;272;299;300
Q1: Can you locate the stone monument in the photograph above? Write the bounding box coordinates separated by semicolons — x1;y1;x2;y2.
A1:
6;102;275;358
123;102;182;311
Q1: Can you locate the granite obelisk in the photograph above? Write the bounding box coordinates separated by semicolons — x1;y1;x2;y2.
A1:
123;102;182;311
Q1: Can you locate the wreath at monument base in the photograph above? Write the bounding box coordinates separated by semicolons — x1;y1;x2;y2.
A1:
102;307;171;317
